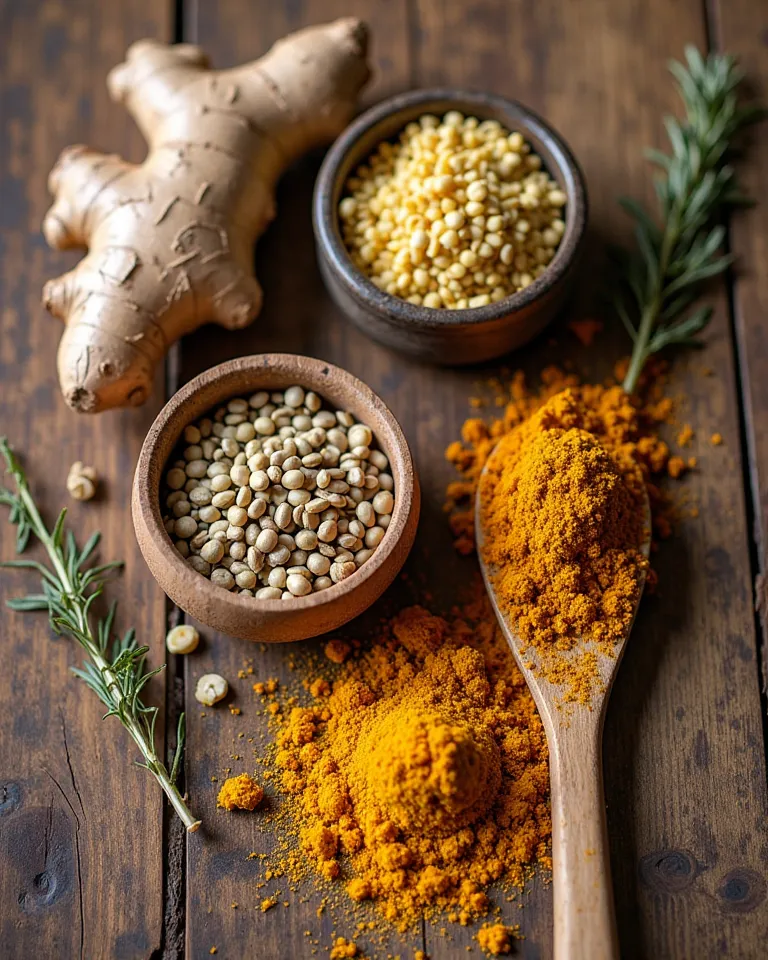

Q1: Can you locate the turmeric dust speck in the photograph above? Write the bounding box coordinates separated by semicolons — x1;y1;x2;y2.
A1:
216;773;264;811
477;922;520;955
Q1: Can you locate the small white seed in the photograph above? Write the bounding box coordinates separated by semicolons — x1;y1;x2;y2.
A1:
256;529;278;553
201;540;225;564
195;673;228;706
286;573;312;597
211;567;235;590
256;586;282;600
66;462;98;501
166;624;200;655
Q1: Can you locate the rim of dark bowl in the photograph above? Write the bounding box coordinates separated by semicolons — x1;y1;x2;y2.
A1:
314;88;588;330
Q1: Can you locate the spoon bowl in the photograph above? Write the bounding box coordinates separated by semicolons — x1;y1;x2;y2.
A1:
476;454;651;960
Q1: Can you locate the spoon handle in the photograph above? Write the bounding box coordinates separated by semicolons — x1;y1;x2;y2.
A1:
549;709;619;960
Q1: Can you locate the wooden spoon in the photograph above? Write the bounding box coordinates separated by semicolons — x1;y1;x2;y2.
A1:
476;467;651;960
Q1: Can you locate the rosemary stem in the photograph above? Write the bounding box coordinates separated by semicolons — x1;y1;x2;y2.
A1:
15;478;201;832
622;201;682;394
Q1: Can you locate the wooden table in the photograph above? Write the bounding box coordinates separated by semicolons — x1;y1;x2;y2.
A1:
1;1;767;957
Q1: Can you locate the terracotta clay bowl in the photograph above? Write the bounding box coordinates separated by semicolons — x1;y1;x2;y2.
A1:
132;354;420;642
314;89;588;365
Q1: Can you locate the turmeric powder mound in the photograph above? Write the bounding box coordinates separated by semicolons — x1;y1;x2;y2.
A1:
478;390;649;702
446;362;676;552
216;773;264;811
274;604;550;930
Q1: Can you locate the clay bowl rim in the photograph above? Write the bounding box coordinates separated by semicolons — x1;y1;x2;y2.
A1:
133;353;417;619
314;87;588;332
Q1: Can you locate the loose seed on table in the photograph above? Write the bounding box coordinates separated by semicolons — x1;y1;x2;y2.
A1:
166;624;200;655
195;673;228;706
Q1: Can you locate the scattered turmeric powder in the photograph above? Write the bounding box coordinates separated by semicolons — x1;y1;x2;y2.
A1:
261;897;277;912
711;432;723;446
667;456;687;478
274;602;550;930
477;922;520;955
325;639;352;664
677;423;694;447
329;937;361;958
216;773;264;811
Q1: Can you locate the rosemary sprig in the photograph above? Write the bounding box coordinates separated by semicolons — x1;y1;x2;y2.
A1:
615;46;765;394
0;438;200;833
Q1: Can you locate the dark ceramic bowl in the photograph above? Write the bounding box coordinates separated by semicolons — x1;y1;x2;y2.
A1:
313;89;588;365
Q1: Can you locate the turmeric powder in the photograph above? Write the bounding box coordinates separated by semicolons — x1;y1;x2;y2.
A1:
216;773;264;811
446;361;676;552
477;389;649;701
477;922;520;955
445;362;691;700
329;938;361;959
274;602;550;930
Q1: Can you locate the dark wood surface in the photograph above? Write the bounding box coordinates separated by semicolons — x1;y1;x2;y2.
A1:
1;2;767;959
0;3;171;959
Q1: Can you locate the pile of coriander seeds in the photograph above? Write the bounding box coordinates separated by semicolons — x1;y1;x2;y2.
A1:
162;386;394;599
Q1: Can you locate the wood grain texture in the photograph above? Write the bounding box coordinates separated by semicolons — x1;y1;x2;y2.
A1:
712;0;768;687
175;1;768;959
0;2;170;958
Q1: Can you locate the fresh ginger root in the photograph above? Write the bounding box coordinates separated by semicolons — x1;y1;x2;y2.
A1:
42;20;370;413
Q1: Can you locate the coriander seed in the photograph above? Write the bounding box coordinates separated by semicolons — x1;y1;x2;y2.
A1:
162;385;396;600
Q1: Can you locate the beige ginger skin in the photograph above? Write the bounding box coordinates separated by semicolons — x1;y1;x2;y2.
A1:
42;19;370;413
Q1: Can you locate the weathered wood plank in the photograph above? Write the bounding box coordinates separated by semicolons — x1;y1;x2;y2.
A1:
712;0;768;686
178;1;768;958
0;2;170;958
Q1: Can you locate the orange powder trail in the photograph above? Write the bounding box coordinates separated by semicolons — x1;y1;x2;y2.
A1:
270;599;551;931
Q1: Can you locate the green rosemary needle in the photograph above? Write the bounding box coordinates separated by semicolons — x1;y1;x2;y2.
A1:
0;438;200;833
615;46;765;394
